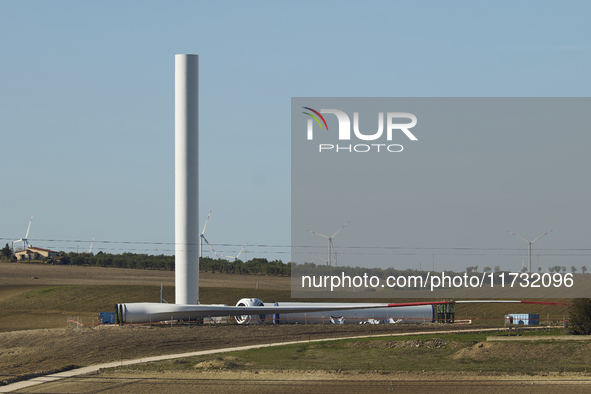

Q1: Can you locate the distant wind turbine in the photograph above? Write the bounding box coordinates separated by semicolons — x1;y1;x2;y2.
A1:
308;221;350;266
312;253;328;265
199;210;214;258
13;215;34;252
507;229;552;273
221;243;248;262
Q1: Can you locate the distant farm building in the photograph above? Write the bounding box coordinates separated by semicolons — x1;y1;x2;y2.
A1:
15;247;58;261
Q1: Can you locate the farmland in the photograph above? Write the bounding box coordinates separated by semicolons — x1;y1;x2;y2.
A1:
0;262;585;392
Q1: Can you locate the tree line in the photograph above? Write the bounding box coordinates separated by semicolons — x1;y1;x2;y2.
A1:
471;265;587;275
1;242;589;279
0;244;291;276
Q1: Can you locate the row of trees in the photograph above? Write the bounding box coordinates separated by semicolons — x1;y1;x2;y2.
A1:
2;242;590;279
200;257;291;276
468;265;588;274
70;253;291;275
69;251;175;270
549;265;587;274
1;244;291;276
294;262;434;280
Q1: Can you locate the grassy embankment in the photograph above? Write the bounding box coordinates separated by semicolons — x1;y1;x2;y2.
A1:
113;328;591;375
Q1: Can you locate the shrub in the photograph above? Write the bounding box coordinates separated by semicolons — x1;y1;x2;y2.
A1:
569;298;591;335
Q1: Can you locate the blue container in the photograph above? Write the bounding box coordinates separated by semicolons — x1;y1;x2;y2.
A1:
99;312;116;324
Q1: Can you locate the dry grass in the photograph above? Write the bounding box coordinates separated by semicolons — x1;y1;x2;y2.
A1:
0;322;494;383
0;262;290;333
0;262;581;389
0;262;574;333
0;262;290;288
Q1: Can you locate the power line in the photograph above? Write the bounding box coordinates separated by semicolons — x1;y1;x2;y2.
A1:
2;236;591;252
3;237;591;259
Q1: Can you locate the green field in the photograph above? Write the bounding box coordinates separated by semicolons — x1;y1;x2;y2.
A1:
110;328;591;375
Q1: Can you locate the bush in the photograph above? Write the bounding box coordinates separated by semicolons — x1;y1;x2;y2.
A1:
569;298;591;335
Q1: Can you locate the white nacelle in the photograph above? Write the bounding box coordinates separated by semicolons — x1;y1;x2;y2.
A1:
235;298;266;325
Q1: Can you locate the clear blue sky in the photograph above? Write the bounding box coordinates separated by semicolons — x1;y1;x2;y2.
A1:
1;1;590;270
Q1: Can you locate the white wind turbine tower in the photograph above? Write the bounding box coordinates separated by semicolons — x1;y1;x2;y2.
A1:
13;215;34;252
199;210;216;258
308;221;350;266
507;229;553;273
221;243;248;262
332;251;345;265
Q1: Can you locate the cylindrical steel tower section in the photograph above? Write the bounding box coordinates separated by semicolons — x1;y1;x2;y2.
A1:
175;54;199;305
267;302;434;325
